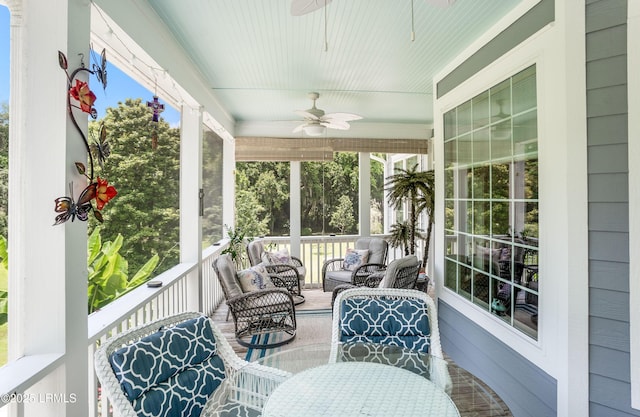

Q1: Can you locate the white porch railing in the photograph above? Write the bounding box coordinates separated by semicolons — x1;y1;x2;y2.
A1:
259;234;421;288
0;234;424;417
86;241;228;417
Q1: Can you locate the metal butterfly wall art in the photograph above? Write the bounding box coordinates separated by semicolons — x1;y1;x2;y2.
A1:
54;48;117;225
54;183;97;225
90;123;110;168
91;47;108;91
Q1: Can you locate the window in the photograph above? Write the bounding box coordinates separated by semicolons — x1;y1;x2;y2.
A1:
443;65;539;339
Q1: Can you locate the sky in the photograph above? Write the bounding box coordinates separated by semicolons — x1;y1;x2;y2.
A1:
0;6;180;126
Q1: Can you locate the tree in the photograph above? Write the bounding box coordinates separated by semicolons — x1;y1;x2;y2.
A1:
330;195;355;234
236;162;289;234
89;99;180;275
235;188;270;238
254;170;288;232
388;220;411;256
385;164;435;266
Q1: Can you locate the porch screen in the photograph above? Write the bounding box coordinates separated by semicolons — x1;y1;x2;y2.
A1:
443;65;539;340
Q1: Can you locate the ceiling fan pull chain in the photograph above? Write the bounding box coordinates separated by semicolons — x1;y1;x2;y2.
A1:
411;0;416;41
324;0;329;51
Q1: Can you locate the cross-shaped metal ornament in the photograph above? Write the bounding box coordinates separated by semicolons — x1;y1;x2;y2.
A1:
146;95;165;122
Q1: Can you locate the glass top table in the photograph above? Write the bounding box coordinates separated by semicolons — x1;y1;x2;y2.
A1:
202;342;510;417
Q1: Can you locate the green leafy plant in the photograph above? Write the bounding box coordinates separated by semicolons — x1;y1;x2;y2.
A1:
385;165;435;266
221;225;252;269
88;228;159;313
388;220;412;256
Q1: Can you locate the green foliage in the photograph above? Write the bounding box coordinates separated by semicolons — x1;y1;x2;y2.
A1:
235;186;270;238
88;227;159;314
236;153;385;236
329;195;355;234
221;225;252;269
388;220;412;256
89;99;180;275
235;162;289;234
385;165;435;266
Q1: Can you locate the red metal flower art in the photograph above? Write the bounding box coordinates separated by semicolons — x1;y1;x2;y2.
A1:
54;49;116;225
95;177;117;210
69;79;97;114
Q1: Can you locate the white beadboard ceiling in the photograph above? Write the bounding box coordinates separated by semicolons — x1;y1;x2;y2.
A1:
143;0;524;140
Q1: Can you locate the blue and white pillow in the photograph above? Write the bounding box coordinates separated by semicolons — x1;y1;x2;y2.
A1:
343;249;369;271
237;264;276;292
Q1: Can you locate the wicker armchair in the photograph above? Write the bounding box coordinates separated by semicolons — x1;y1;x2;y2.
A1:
322;237;388;292
331;255;421;307
330;288;452;393
94;312;290;417
213;254;296;349
247;240;305;304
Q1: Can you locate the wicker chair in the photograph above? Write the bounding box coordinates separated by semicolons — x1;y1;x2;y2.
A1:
246;240;305;304
213;254;297;349
322;237;388;292
330;255;421;307
94;312;291;417
330;288;452;392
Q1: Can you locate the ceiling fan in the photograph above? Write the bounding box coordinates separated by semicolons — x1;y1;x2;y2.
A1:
293;92;362;136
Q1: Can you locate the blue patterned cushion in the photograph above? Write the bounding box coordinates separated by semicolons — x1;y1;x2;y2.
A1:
109;315;225;416
339;297;431;353
132;355;226;417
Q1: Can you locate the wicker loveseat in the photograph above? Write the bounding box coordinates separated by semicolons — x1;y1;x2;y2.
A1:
94;312;290;417
322;237;388;292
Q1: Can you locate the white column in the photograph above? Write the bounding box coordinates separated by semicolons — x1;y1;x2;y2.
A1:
222;138;236;235
180;105;202;312
358;153;371;237
289;162;301;258
7;0;90;415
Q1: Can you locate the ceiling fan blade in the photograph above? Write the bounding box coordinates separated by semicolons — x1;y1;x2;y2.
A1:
323;112;363;122
321;120;350;130
293;123;307;133
291;0;333;16
294;110;321;121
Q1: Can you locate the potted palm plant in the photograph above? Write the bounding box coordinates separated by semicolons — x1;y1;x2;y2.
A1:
385;164;435;267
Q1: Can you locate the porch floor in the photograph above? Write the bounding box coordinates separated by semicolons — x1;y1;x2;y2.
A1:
209;288;513;417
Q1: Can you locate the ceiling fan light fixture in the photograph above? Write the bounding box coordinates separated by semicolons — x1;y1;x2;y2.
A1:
303;124;326;136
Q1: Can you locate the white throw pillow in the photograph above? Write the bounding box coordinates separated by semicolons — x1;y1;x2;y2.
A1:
237;264;276;292
342;248;369;271
261;247;292;265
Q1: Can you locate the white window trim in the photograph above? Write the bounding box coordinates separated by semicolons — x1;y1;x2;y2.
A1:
433;1;589;415
627;0;640;410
